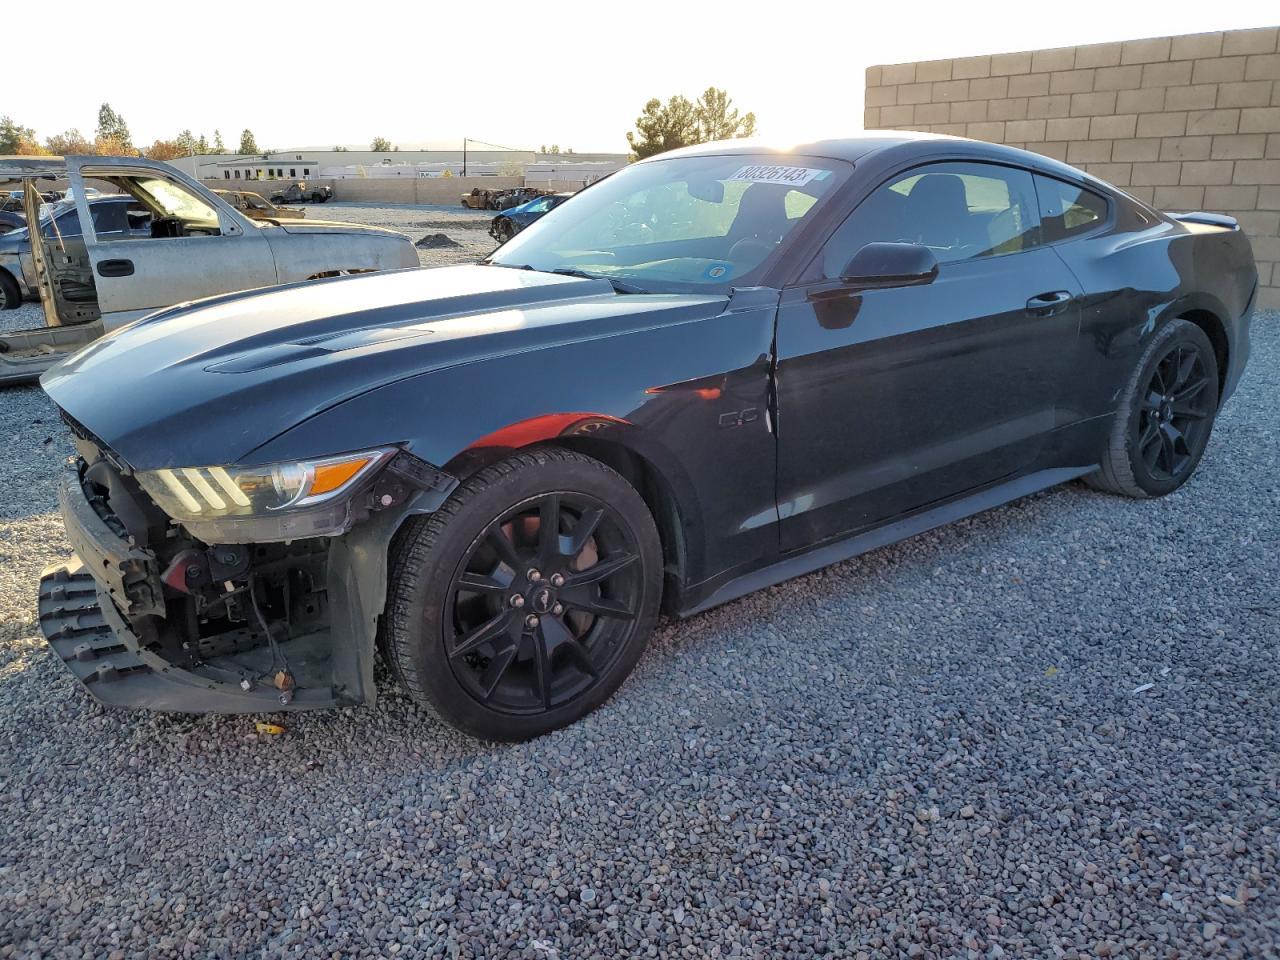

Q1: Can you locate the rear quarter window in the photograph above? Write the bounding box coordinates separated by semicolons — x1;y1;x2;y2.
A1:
1036;175;1108;242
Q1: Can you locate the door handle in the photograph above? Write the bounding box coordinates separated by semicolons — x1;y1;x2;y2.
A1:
96;258;135;278
1026;290;1073;316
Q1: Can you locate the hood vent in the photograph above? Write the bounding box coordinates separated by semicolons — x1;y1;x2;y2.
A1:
205;325;435;374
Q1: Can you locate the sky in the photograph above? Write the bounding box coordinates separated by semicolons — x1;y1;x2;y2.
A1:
7;0;1278;155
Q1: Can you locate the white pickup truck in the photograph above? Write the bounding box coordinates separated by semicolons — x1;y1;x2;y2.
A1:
0;155;418;384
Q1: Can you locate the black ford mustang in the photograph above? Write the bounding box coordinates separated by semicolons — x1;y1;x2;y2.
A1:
39;133;1256;740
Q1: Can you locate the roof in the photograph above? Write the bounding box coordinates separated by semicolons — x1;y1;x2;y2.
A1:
210;157;322;167
0;156;68;182
638;132;1120;195
648;132;947;164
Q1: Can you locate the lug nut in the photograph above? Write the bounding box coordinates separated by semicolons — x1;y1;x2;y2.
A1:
525;614;540;628
510;595;525;608
551;602;564;615
527;569;542;582
550;573;565;587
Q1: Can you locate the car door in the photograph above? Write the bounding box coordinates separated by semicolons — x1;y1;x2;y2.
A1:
70;163;277;329
774;161;1083;552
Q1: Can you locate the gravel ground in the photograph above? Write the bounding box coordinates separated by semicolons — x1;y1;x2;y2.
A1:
323;202;499;269
0;217;1276;957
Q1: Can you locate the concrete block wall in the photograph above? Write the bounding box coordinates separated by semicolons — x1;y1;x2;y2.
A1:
865;27;1280;309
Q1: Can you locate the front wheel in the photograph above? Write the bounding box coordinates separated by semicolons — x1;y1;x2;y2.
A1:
1086;319;1220;498
383;448;662;740
0;269;21;310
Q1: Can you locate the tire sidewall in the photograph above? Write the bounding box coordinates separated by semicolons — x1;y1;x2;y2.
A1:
1122;321;1219;497
0;269;20;310
393;453;662;740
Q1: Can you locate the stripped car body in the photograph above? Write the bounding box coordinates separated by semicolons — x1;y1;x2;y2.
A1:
0;155;417;384
37;134;1255;731
269;181;332;205
213;189;305;220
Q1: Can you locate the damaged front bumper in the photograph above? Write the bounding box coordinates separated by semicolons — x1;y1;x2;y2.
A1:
38;455;454;714
38;558;340;712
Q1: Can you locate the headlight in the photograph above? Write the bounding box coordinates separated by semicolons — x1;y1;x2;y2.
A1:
136;449;394;526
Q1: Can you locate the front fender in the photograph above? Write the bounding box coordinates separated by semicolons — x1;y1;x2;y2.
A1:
267;233;419;281
248;295;781;597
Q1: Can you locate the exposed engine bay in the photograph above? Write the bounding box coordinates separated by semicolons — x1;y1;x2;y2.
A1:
39;418;454;712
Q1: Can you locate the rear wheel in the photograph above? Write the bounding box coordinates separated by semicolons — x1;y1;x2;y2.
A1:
1086;319;1219;498
0;269;21;310
383;448;662;740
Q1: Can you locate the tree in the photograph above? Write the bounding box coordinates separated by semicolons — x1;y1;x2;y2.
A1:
625;95;699;160
626;89;757;161
212;129;226;154
94;134;134;157
695;87;756;142
549;144;561;155
95;103;132;151
176;129;198;155
144;139;186;161
370;137;393;152
45;129;95;155
238;129;259;154
13;135;50;156
333;145;349;152
0;116;38;154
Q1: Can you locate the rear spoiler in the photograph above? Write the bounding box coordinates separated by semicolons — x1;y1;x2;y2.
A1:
1169;211;1239;229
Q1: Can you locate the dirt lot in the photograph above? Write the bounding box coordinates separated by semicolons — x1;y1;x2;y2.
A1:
0;205;1276;958
323;201;500;269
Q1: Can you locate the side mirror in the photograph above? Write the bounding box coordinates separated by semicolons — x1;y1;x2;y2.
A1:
840;242;938;288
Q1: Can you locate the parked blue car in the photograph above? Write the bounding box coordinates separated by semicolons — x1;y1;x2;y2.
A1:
489;193;571;242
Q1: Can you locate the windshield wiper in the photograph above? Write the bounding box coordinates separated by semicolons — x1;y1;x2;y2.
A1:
481;260;647;294
548;268;647;294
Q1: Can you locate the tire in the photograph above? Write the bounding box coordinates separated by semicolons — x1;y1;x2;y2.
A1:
1086;318;1220;498
383;447;662;741
0;269;21;310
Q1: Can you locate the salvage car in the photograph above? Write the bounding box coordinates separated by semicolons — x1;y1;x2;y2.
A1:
0;156;418;383
38;134;1256;741
489;193;571;242
461;187;498;210
214;189;305;221
0;195;157;310
269;181;332;204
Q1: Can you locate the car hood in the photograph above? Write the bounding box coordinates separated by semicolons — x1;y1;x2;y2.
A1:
42;265;728;468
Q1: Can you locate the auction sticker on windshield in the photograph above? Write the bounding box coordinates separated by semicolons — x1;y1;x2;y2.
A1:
728;165;829;186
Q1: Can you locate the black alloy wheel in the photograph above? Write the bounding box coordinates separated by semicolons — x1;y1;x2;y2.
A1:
444;491;642;713
1134;342;1215;481
383;448;662;740
1087;318;1220;498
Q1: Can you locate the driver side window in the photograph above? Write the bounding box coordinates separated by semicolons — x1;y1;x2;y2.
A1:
819;161;1041;279
81;172;224;241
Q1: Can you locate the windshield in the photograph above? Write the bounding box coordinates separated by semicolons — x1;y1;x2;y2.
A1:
489;153;851;291
132;177;220;223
